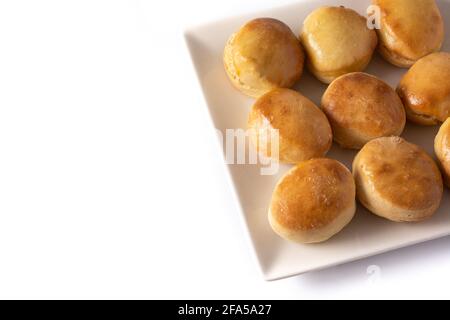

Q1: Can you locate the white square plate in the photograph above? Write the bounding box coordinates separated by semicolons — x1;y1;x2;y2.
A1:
185;0;450;281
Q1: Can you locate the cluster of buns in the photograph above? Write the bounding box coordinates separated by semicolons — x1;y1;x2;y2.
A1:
223;1;449;244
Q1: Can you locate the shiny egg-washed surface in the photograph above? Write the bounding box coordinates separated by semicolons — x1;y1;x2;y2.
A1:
397;52;450;125
322;72;406;149
248;88;332;163
373;0;444;67
300;6;377;83
224;18;304;98
270;158;355;231
353;137;443;221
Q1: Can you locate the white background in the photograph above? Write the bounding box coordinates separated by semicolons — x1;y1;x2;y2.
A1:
0;0;449;299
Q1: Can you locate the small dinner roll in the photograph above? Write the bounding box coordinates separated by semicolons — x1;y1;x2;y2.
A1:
373;0;444;68
300;6;377;84
269;158;356;244
435;118;450;187
248;88;332;163
322;72;406;149
223;18;305;98
353;137;443;222
397;52;450;125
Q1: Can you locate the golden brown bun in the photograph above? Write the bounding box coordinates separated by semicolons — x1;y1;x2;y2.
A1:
353;137;443;222
269;158;356;244
248;88;332;163
397;52;450;125
435;118;450;187
322;72;406;149
223;18;305;98
373;0;444;68
300;6;377;84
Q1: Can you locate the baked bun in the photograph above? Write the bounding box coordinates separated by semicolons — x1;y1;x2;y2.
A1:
353;137;443;222
300;6;377;84
224;18;305;98
322;72;406;149
397;52;450;125
435;118;450;187
248;88;332;163
373;0;444;68
269;158;356;243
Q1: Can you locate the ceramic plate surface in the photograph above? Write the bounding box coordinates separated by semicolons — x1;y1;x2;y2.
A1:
185;0;450;280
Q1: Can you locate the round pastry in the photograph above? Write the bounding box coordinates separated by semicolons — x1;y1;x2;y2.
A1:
435;118;450;187
373;0;444;68
248;88;332;163
269;158;356;244
353;137;443;222
300;6;377;84
397;52;450;125
223;18;305;98
322;72;406;149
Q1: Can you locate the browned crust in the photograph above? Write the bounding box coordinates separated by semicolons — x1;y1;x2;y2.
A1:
373;0;444;66
353;137;443;220
224;18;305;98
322;72;406;149
270;158;355;231
397;52;450;126
300;6;377;83
248;88;332;163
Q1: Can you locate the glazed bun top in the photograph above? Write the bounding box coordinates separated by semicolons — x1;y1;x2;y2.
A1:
354;136;443;211
248;88;332;163
300;6;377;73
270;158;355;231
224;18;304;98
397;52;450;125
322;72;406;148
373;0;444;63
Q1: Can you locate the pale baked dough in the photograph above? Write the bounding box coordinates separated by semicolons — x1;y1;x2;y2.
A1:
353;137;443;222
373;0;444;67
322;72;406;149
269;158;356;244
300;6;377;84
397;52;450;125
248;88;332;163
224;18;305;98
435;118;450;187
